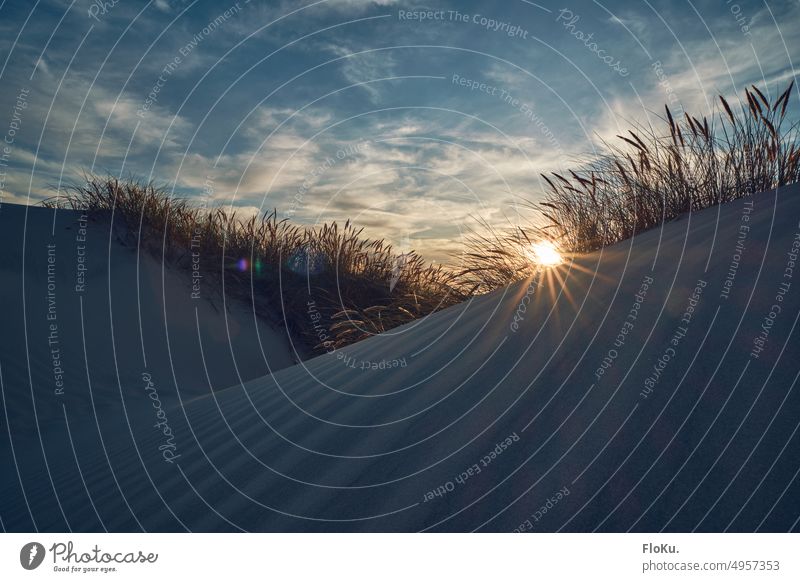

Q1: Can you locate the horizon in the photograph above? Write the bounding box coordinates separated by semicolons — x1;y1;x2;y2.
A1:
0;0;799;262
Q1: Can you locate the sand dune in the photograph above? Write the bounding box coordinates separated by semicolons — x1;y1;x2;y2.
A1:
0;203;297;425
1;186;799;532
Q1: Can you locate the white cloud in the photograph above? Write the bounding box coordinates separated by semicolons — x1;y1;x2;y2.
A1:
322;43;398;104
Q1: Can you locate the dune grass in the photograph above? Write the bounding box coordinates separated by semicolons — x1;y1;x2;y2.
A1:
44;178;470;355
43;84;799;353
454;83;800;290
537;82;799;253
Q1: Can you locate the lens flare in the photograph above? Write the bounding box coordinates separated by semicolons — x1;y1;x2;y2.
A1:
529;241;563;267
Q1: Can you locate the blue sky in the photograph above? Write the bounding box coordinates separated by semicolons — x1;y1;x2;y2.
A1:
1;0;798;261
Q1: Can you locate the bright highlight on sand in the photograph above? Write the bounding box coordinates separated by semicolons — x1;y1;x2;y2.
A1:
529;241;563;267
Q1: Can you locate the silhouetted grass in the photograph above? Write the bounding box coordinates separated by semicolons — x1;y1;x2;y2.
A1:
44;177;469;355
539;83;799;253
450;217;545;294
456;83;799;291
42;85;799;349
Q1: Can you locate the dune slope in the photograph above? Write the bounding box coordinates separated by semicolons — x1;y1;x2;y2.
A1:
1;186;799;532
0;203;297;432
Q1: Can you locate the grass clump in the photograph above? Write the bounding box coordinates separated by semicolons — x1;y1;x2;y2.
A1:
451;218;551;294
447;83;799;291
44;177;469;355
41;85;800;350
538;82;799;253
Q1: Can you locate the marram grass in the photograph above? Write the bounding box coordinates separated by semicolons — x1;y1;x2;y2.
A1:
43;84;799;353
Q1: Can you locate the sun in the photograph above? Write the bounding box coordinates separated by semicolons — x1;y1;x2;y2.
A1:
528;240;563;267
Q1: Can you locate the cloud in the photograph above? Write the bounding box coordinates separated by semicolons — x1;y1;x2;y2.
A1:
321;43;398;104
34;57;50;76
607;12;650;43
3;0;799;264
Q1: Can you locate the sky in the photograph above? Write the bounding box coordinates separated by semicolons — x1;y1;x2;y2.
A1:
0;0;798;262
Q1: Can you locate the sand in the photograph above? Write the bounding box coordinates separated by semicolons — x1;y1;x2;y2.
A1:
1;185;798;531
